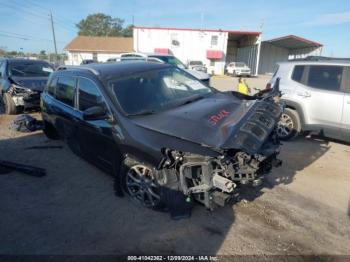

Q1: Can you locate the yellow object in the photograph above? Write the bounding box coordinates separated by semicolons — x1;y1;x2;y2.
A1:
238;79;249;95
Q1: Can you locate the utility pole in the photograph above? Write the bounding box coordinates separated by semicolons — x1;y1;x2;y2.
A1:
50;11;58;64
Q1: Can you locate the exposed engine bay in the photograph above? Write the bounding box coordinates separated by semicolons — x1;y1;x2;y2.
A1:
154;97;284;210
7;84;41;109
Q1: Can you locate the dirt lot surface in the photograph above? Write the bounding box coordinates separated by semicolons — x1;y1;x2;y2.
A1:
0;77;350;256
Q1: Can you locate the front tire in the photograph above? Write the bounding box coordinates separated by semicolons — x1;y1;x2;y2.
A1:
121;158;166;211
277;108;301;140
3;93;19;115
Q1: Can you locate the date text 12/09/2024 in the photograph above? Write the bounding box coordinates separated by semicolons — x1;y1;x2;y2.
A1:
127;256;218;261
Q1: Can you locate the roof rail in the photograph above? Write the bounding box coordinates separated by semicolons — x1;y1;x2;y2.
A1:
57;65;100;76
291;56;350;62
119;57;164;63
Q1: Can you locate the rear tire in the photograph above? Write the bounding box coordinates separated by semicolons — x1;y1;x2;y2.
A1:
3;93;19;115
277;108;301;140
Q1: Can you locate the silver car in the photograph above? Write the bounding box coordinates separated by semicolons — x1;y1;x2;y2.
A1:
269;59;350;142
187;60;207;73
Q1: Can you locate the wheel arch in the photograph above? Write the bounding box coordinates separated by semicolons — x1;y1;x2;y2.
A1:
281;99;306;129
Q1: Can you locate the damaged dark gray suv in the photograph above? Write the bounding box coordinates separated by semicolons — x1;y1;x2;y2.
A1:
0;58;54;114
41;61;283;211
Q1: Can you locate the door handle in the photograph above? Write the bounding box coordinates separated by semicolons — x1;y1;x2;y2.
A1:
296;91;311;98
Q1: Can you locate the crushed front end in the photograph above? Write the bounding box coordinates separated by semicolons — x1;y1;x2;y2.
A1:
158;98;284;210
7;84;41;110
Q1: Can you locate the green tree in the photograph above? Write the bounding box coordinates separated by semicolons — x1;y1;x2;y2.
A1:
76;13;125;37
38;50;48;60
122;24;133;37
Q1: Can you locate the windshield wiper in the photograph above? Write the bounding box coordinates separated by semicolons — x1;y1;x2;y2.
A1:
128;110;157;116
179;95;205;106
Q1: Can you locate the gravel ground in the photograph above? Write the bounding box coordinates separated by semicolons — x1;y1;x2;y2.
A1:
0;77;349;256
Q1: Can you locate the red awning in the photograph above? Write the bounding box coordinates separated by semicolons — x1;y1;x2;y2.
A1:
154;48;170;54
207;50;224;59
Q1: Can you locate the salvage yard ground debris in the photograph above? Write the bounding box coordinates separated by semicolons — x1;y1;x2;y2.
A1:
0;77;350;255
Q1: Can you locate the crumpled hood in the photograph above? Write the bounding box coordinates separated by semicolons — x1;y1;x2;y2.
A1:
11;76;48;92
130;92;256;149
185;69;210;80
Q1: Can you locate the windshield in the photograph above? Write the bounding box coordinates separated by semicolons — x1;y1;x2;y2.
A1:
149;55;186;69
109;67;212;115
190;61;203;66
236;62;246;68
9;61;54;77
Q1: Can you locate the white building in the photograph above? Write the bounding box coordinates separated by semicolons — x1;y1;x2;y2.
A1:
133;26;323;76
64;36;133;65
133;26;261;75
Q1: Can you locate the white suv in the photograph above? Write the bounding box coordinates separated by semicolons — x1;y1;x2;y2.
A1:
226;62;251;77
269;60;350;142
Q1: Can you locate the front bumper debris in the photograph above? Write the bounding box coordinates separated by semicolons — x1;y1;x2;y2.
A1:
158;138;281;210
7;85;41;109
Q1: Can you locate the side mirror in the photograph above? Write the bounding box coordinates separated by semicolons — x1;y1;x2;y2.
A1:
82;106;108;121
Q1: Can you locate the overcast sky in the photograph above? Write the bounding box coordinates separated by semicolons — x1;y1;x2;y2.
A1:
0;0;349;57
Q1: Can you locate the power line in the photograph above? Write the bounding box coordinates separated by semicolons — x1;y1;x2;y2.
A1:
0;0;76;33
0;30;66;43
0;33;28;40
16;0;78;31
0;1;49;20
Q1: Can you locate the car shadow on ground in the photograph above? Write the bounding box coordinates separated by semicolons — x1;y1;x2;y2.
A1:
0;122;332;255
0;132;236;255
229;135;331;205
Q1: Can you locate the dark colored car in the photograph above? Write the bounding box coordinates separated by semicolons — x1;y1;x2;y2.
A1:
0;58;54;114
41;61;283;211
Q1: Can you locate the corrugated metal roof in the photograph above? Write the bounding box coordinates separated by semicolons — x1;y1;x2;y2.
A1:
265;35;322;49
64;36;134;53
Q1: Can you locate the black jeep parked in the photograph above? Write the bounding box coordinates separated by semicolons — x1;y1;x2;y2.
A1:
41;61;283;211
0;58;54;114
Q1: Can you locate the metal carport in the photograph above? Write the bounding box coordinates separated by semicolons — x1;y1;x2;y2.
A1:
258;35;323;74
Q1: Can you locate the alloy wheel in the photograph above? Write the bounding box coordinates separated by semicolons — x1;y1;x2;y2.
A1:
126;165;161;208
277;113;294;138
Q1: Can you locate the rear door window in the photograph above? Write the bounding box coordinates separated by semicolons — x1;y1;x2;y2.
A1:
307;65;343;91
291;65;305;83
56;76;76;107
78;78;105;111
